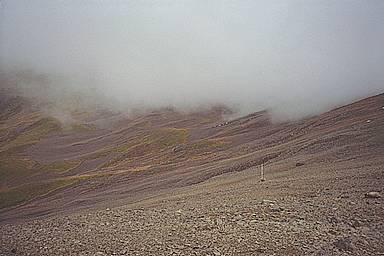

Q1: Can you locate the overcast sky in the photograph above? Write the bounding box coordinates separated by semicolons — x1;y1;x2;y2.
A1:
1;0;383;119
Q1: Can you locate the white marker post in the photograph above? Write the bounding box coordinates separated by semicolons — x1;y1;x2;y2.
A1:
261;163;265;182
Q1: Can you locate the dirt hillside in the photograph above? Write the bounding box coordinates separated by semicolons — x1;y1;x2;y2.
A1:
0;93;383;255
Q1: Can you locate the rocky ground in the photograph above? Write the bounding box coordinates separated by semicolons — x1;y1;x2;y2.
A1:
1;159;383;256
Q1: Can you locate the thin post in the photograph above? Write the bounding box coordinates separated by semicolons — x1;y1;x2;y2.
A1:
261;163;265;182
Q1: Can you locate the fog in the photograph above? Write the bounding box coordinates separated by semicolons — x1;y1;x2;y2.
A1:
1;0;383;120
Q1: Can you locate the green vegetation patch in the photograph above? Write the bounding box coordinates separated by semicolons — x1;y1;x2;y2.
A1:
41;160;80;172
127;128;188;154
69;123;97;132
0;155;35;184
0;179;75;209
3;117;62;151
62;165;151;182
191;138;226;151
151;128;189;147
0;162;147;209
116;140;142;153
102;128;188;168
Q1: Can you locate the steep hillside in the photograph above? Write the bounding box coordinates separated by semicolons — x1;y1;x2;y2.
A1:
0;93;383;255
1;93;383;218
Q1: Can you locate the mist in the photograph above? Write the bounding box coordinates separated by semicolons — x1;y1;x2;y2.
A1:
1;0;383;121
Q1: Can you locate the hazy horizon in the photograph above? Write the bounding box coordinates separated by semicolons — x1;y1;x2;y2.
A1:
1;0;383;120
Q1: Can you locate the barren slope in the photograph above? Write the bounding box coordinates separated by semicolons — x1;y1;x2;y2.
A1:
0;93;383;255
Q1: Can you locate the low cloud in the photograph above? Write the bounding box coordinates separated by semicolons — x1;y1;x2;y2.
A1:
1;0;383;121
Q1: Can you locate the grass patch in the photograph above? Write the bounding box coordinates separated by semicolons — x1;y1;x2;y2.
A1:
0;160;150;209
41;160;80;172
123;128;188;152
116;140;142;153
102;128;188;168
0;179;75;209
131;128;188;153
0;155;36;184
153;128;189;147
3;117;62;151
69;123;97;132
62;165;151;181
191;138;225;150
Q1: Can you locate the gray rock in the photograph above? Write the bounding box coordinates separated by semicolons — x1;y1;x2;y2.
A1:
261;199;276;205
334;237;353;251
270;206;284;212
365;192;381;198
